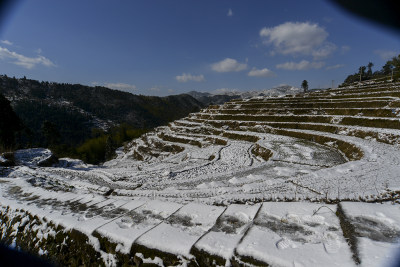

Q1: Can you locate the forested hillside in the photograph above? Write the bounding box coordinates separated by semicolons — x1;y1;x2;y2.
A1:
0;75;203;162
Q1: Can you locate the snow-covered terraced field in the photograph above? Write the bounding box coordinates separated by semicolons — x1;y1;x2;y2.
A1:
1;81;400;266
1;188;399;266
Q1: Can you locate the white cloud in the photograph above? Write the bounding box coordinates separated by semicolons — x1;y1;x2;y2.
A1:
0;46;55;69
276;60;325;70
211;58;247;72
326;64;345;70
312;43;337;60
175;73;205;83
104;82;137;91
260;22;335;59
1;40;12;45
341;45;350;54
227;8;233;17
248;67;276;77
374;50;399;60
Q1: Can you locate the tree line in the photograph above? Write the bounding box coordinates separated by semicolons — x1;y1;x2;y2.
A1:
341;54;400;86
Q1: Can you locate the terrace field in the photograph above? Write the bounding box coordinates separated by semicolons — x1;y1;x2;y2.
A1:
1;81;400;266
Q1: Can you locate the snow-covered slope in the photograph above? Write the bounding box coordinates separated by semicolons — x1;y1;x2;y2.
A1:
187;85;302;105
239;84;302;98
1;81;400;266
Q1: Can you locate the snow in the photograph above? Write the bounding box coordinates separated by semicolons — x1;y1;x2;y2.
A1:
193;203;260;261
191;85;302;99
96;200;182;254
134;203;225;258
1;82;400;265
1;181;399;266
13;148;54;167
135;253;164;266
7;121;399;205
235;202;354;267
341;202;400;267
358;238;400;267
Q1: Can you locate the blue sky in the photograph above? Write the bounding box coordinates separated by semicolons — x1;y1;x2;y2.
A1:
0;0;399;96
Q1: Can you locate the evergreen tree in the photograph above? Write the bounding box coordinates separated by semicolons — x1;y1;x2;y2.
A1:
388;54;400;69
301;80;308;93
359;66;366;81
382;62;394;75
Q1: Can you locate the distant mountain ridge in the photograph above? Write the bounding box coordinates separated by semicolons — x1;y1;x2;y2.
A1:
187;85;301;105
186;91;239;106
0;75;203;146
